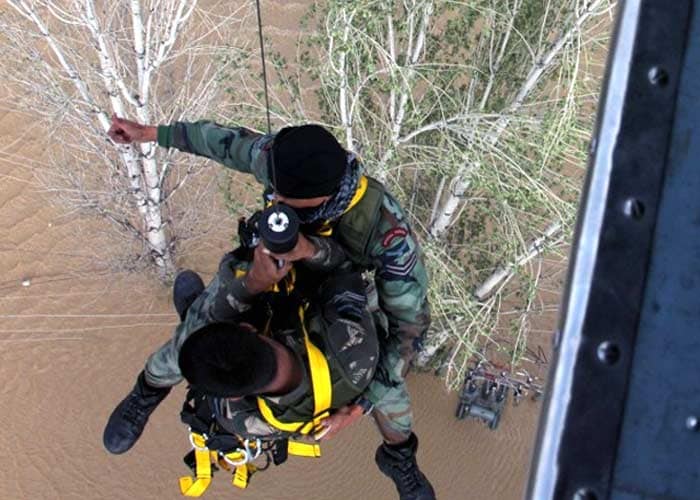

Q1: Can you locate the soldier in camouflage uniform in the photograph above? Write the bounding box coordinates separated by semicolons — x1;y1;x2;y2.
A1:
106;116;434;500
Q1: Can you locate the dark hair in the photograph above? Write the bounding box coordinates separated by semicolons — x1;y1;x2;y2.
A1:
178;323;278;397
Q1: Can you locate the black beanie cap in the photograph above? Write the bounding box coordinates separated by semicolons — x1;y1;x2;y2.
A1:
178;323;278;398
270;125;347;199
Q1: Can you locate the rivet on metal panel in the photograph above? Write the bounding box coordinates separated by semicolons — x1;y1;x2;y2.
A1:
597;341;621;365
573;488;598;500
648;66;669;87
623;198;645;219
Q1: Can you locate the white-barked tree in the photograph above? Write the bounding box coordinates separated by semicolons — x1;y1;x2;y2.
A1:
1;0;251;279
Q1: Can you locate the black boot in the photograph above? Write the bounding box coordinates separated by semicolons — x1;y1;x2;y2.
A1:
375;433;436;500
173;270;205;321
103;371;171;454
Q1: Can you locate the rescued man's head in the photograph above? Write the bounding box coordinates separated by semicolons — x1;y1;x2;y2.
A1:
178;323;299;398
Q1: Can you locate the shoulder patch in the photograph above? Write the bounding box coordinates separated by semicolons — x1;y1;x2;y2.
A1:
382;227;408;247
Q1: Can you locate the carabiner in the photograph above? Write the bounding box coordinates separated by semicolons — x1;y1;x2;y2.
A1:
187;429;209;452
244;438;263;460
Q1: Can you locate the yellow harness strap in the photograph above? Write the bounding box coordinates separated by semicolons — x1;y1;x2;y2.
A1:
219;451;257;489
288;440;322;458
179;433;213;497
257;306;332;456
315;175;369;236
347;175;369;213
232;463;256;488
179;436;260;496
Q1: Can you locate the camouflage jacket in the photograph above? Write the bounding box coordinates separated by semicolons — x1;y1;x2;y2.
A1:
145;245;379;434
157;121;430;406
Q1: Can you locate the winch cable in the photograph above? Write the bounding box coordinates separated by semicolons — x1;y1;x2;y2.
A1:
254;0;272;138
255;0;283;209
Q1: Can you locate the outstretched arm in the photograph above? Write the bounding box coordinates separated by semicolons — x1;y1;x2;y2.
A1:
107;115;273;186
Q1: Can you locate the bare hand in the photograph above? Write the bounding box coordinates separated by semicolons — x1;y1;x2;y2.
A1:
313;404;364;441
266;233;317;262
108;114;157;144
244;245;293;294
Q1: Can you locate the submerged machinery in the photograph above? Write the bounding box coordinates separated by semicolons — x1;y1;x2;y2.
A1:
456;361;543;430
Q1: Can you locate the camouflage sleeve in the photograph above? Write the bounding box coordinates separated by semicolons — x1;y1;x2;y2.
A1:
360;192;431;407
301;236;348;272
157;121;273;187
143;253;255;387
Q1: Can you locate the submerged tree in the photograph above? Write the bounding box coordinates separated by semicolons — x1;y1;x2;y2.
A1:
0;0;251;279
225;0;614;387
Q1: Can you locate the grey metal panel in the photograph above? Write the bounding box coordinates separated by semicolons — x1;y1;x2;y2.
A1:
611;4;700;499
612;494;643;500
526;0;695;498
526;2;645;493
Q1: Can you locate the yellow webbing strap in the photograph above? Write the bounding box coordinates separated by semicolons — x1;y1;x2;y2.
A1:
288;440;321;457
347;175;369;213
316;175;369;237
257;306;332;441
179;433;213;497
219;450;246;467
232;463;257;489
215;450;257;490
283;267;296;294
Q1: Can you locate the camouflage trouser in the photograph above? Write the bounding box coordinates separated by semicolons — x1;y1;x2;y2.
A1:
370;379;413;445
366;284;414;445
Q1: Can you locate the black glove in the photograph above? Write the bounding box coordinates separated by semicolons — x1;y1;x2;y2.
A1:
217;248;250;286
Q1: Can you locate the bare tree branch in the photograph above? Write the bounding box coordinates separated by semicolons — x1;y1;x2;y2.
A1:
1;0;252;279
